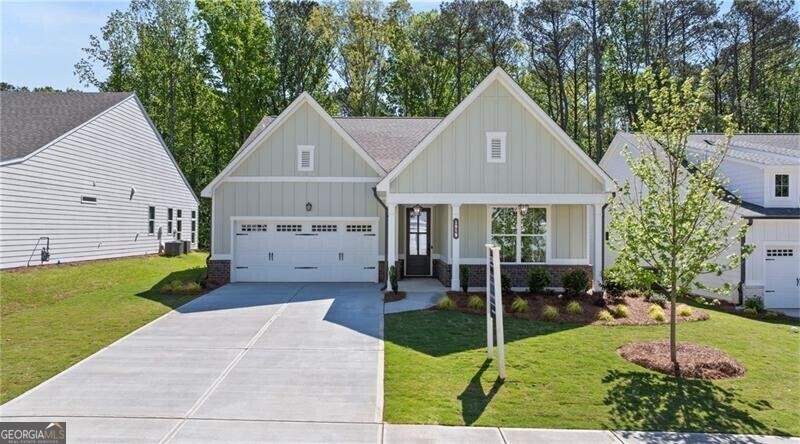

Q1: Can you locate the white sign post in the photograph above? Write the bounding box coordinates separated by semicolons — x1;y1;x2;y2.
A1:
485;244;506;380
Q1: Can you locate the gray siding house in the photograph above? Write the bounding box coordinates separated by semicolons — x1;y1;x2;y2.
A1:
0;92;199;269
202;68;614;290
602;132;800;316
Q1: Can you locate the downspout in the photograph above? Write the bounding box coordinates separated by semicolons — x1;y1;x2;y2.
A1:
372;187;388;291
739;218;754;306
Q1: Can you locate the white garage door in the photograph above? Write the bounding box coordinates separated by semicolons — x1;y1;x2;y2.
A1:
765;247;800;310
232;220;378;283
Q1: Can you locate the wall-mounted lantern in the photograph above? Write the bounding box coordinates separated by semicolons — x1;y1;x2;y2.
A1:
412;204;422;216
306;202;313;212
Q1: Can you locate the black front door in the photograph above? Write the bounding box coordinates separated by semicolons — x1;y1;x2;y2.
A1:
406;207;431;276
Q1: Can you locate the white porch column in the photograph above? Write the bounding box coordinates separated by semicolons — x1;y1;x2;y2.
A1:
593;203;604;291
450;204;461;291
387;204;398;276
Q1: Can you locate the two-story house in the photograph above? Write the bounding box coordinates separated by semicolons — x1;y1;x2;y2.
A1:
602;132;800;316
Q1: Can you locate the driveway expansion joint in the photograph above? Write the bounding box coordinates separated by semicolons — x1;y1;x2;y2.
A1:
159;284;305;444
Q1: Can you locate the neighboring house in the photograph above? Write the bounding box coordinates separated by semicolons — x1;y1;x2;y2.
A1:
0;92;199;269
602;132;800;316
201;68;614;291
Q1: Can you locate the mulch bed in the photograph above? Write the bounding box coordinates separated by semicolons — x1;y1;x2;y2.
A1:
442;291;709;326
384;291;407;302
618;340;746;379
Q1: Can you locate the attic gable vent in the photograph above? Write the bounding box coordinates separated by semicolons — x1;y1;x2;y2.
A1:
297;145;315;172
486;132;506;163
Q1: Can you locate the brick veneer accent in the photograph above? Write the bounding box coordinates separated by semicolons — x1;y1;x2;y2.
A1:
433;262;593;289
433;259;451;287
207;259;231;285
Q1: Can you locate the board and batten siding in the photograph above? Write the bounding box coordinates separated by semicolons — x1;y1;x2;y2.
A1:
745;219;800;287
230;102;379;178
444;205;588;261
390;80;604;194
0;97;198;269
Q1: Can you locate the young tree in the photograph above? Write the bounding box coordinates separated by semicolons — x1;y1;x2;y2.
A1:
608;68;752;372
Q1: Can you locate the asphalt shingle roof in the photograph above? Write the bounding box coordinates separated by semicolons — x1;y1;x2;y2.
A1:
687;134;800;166
0;91;134;161
240;115;442;172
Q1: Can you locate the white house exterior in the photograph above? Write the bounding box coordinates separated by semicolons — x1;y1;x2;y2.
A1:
602;132;800;316
0;92;199;269
201;68;614;291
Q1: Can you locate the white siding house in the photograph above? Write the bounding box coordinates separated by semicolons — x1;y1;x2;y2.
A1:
0;92;199;269
602;132;800;316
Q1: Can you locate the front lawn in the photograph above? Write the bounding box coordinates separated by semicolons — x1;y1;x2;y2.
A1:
384;307;800;436
0;253;207;403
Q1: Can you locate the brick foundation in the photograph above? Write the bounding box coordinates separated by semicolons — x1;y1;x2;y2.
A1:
207;259;231;285
433;262;593;290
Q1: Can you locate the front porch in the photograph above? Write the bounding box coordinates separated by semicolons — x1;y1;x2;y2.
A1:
386;196;606;292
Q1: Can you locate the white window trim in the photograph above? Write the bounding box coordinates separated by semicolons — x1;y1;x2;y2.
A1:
297;145;315;172
486;131;506;163
773;173;791;199
486;205;550;264
147;206;156;235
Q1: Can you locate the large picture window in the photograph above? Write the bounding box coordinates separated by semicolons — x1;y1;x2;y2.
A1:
490;207;547;263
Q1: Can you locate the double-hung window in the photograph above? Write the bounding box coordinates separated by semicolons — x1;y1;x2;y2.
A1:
191;211;196;243
775;174;790;198
176;210;182;240
490;207;547;263
148;206;155;234
167;208;173;236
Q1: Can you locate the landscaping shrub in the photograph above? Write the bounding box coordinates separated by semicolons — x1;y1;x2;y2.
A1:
160;279;202;295
678;305;693;317
501;271;512;296
764;310;781;319
649;293;668;308
510;296;528;313
622;289;645;298
612;305;630;318
566;300;582;315
562;269;589;296
467;295;484;311
527;267;551;294
744;295;764;312
436;295;456;310
459;265;470;293
542;304;558;320
742;307;758;316
602;265;628;297
649;306;666;322
389;266;399;294
596;310;613;321
694;296;707;305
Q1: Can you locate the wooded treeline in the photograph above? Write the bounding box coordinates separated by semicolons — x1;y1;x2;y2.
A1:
71;0;799;247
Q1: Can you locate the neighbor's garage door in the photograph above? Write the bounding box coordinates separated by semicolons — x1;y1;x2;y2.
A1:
764;247;800;310
232;220;378;282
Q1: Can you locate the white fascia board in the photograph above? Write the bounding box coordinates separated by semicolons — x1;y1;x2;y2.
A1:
200;92;385;198
377;67;615;192
222;176;380;183
386;193;609;205
0;94;136;167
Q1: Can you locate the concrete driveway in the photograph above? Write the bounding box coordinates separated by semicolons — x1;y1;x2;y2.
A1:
0;283;384;443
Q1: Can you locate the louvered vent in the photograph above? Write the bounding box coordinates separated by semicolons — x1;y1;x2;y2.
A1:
297;145;315;171
486;132;506;163
490;139;502;159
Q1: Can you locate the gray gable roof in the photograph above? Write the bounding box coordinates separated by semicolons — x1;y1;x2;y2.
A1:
1;91;134;162
240;114;442;172
687;134;800;166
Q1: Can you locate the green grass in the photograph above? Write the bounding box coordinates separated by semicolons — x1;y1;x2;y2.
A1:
0;253;207;403
384;308;800;435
